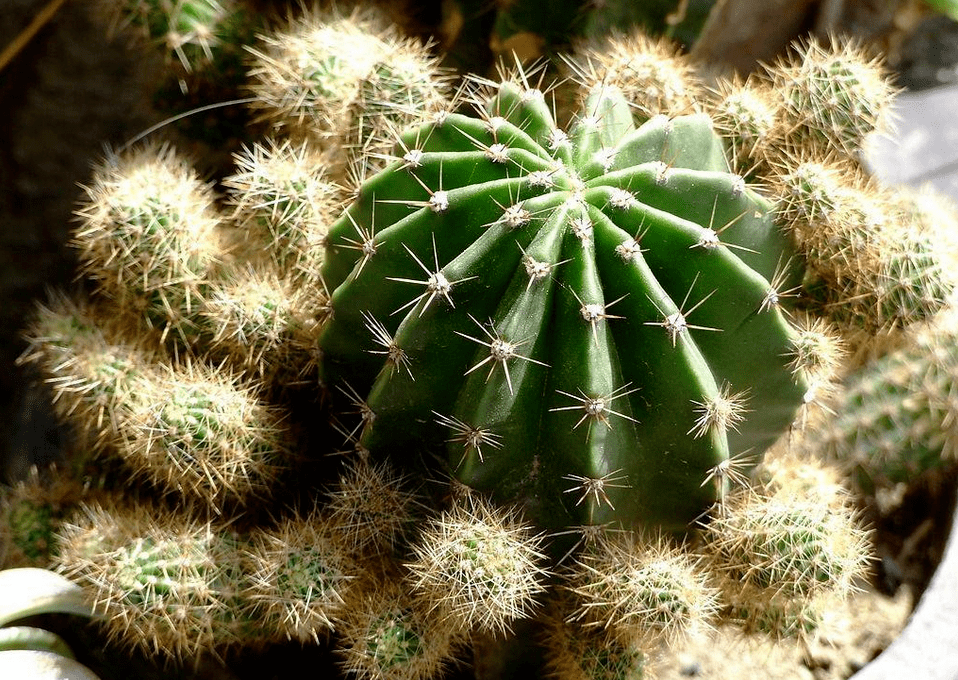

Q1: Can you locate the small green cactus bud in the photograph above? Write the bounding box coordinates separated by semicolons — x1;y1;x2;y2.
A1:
201;266;325;385
0;467;89;569
106;0;236;72
565;531;719;648
808;308;958;492
324;456;423;559
776;161;958;335
567;29;701;121
246;7;451;179
704;482;871;640
72;143;225;345
222;139;343;281
404;495;548;635
772;156;852;239
707;487;869;596
243;510;353;644
766;35;897;158
706;75;779;175
541;599;646;680
54;500;248;659
114;360;287;509
17;292;154;452
785;314;846;423
336;577;460;680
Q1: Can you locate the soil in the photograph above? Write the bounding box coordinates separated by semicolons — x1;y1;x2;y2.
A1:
2;2;958;679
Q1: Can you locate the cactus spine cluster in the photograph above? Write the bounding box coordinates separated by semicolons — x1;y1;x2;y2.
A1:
9;4;957;679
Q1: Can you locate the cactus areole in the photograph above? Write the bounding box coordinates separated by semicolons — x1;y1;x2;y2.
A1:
319;79;808;531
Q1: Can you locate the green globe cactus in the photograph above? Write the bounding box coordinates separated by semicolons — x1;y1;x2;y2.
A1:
318;65;811;532
14;11;917;673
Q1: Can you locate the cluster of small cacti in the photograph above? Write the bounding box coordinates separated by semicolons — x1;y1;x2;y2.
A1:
803;305;958;495
7;2;958;678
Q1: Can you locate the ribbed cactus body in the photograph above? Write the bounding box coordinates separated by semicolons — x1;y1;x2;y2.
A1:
320;76;808;531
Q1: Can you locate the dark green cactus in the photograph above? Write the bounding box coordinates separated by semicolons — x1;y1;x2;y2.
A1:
318;68;810;533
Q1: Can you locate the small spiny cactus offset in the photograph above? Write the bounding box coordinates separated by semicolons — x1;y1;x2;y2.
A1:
201;265;326;384
705;74;778;176
765;35;898;160
324;456;424;558
565;31;702;121
18;290;290;513
725;36;958;343
246;6;453;180
404;494;548;636
772;158;958;339
0;466;92;569
804;307;958;494
337;575;462;680
17;292;156;453
243;509;353;644
101;0;246;72
113;358;289;510
54;500;251;659
703;468;871;639
564;531;719;649
540;599;646;680
222;138;344;281
72;143;226;345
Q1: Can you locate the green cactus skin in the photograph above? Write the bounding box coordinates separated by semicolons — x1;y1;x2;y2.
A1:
318;70;809;532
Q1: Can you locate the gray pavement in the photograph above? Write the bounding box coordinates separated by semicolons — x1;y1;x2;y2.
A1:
867;83;958;200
